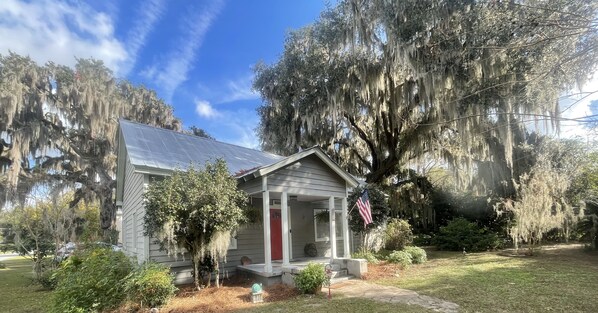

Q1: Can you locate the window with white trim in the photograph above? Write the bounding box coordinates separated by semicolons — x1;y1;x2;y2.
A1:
229;231;237;250
314;209;343;242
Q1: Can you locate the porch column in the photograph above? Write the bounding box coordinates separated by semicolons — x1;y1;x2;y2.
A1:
262;176;272;273
281;191;290;266
341;197;350;258
329;196;337;262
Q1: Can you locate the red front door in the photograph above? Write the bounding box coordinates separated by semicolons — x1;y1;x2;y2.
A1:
270;209;282;260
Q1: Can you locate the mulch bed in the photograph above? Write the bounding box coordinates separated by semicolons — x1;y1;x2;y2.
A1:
361;261;402;280
160;277;299;313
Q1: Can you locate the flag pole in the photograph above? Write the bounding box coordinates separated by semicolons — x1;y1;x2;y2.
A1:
347;201;358;216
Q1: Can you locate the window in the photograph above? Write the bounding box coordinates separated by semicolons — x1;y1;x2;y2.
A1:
314;209;343;242
229;231;237;250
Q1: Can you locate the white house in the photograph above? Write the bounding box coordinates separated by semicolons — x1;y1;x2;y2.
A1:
115;119;366;285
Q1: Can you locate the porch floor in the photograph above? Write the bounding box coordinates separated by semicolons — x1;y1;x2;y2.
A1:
237;257;332;278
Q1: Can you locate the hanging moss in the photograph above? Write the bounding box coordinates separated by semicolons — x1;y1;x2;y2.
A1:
0;53;180;227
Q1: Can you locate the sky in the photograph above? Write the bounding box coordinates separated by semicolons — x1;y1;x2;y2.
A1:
0;0;595;149
0;0;328;148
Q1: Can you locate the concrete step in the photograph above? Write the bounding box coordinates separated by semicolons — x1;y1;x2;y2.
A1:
325;263;342;271
330;274;354;285
329;269;348;278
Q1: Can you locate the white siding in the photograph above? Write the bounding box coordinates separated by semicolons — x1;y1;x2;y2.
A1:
121;156;147;263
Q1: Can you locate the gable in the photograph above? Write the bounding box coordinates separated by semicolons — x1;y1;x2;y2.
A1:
266;154;347;197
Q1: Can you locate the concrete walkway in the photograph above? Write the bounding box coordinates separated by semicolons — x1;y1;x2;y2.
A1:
330;280;459;313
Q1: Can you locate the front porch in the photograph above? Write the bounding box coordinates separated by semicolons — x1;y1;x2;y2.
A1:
235;149;366;286
237;257;367;286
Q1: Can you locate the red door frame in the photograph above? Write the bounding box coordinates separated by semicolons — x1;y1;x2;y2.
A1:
270;208;283;260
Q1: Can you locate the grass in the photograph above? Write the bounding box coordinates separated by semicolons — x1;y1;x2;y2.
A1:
2;246;597;312
375;245;598;313
238;295;433;313
0;256;51;313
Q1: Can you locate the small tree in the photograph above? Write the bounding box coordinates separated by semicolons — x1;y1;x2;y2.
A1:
144;159;247;290
497;156;574;254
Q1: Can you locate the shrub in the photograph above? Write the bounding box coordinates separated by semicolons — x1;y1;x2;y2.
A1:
125;262;177;308
387;250;412;268
403;246;427;264
293;263;328;294
38;267;58;290
0;262;5;269
51;247;133;313
352;250;379;264
0;243;16;253
384;219;413;251
433;218;503;252
413;234;434;246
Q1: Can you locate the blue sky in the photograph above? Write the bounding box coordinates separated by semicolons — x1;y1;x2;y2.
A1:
0;0;595;147
0;0;328;147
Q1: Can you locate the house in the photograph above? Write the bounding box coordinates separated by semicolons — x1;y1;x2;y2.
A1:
116;119;367;285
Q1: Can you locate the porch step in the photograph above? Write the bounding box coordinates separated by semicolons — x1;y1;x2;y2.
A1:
330;274;354;285
325;263;342;271
329;269;348;279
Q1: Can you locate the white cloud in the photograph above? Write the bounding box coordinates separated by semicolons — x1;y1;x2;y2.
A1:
120;0;166;76
143;0;225;101
219;75;259;103
0;0;128;73
195;100;220;118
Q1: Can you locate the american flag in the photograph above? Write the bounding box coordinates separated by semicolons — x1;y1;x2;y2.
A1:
357;190;373;226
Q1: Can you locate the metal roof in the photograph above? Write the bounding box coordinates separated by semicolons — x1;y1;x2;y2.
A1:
119;119;284;175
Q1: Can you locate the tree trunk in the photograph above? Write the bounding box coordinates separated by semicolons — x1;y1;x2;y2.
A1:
193;256;201;291
214;259;220;288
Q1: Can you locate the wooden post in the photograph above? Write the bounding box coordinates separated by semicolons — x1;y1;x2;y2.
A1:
281;191;290;266
262;176;272;273
329;196;337;262
342;197;350;258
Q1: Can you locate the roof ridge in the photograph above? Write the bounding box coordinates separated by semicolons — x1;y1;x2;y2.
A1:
119;118;281;158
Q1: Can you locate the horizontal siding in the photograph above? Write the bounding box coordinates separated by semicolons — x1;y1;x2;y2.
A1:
267;155;346;198
122;156;146;263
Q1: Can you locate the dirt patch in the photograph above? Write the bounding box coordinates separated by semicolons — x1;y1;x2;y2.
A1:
159;278;299;313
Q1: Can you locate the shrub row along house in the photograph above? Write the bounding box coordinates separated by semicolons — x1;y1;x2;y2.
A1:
115;119;367;285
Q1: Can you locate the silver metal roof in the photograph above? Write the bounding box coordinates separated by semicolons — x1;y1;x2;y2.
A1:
119;119;283;175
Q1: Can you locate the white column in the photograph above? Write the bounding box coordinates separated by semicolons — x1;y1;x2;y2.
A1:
329;196;337;262
342;197;350;258
281;191;290;266
262;176;272;273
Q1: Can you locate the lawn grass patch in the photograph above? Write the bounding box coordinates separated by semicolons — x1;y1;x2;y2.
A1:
0;256;51;313
376;245;598;313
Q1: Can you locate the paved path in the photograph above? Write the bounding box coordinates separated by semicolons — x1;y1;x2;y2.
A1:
0;253;19;262
331;280;459;313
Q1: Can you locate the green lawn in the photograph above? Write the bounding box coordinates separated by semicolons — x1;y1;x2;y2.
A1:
2;247;597;313
0;256;51;313
239;295;433;313
377;245;598;313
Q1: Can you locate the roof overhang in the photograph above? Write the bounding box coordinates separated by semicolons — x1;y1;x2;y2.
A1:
237;147;359;188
